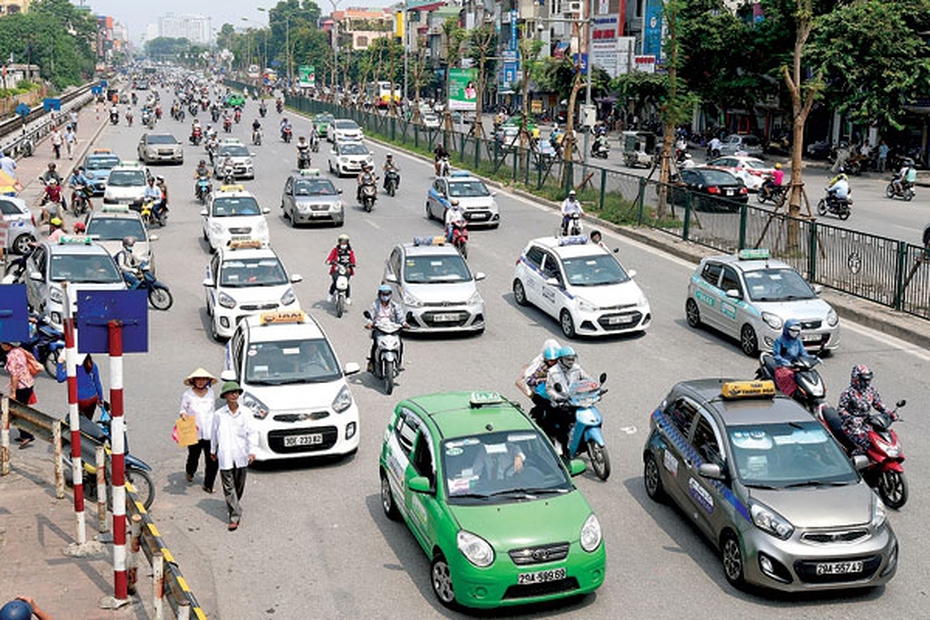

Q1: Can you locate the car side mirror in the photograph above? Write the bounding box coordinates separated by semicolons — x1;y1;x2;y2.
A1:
545;277;560;287
199;209;208;217
385;273;398;283
852;455;869;471
627;269;637;279
698;463;725;481
262;208;271;214
149;235;159;241
202;278;214;287
725;288;741;299
290;274;303;283
812;284;824;295
29;271;43;282
343;362;360;376
474;272;485;282
568;459;586;476
408;475;433;494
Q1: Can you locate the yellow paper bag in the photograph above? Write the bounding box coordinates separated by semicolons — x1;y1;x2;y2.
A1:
174;416;199;448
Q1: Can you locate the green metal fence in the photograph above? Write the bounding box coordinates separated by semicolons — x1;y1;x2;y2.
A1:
228;81;930;321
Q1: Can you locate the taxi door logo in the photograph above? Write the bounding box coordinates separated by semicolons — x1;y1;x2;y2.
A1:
688;478;714;514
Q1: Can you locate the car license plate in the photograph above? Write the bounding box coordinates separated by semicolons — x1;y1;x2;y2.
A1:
607;315;630;325
283;433;323;447
815;561;863;575
432;313;459;322
801;334;821;343
725;189;734;196
310;211;327;217
469;212;488;220
517;568;566;584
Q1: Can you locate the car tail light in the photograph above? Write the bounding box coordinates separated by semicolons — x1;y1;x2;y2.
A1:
740;187;748;194
707;186;721;194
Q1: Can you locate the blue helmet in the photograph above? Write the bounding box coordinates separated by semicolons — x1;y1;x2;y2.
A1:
378;284;392;297
558;346;577;370
0;600;33;620
543;346;560;361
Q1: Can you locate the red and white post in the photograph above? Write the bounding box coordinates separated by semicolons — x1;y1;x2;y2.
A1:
62;281;86;545
108;319;128;601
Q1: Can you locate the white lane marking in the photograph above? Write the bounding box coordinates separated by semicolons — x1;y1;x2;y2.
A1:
842;321;930;361
366;220;382;229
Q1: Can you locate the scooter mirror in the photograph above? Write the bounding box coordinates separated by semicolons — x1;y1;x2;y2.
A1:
553;383;564;393
852;455;869;471
896;399;907;408
599;372;607;384
363;310;372;320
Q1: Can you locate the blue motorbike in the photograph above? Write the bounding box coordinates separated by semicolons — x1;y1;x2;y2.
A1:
551;374;610;480
195;175;212;204
0;312;65;378
123;262;174;311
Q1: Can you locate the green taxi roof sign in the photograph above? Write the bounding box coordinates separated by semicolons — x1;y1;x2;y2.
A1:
738;248;770;261
469;391;504;408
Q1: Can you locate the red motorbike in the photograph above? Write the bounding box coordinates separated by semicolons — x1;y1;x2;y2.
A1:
819;399;907;509
234;109;242;124
189;126;203;146
223;118;232;134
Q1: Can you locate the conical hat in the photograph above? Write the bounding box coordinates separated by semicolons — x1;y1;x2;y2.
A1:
184;367;217;386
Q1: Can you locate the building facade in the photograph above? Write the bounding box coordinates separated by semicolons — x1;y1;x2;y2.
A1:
159;13;212;45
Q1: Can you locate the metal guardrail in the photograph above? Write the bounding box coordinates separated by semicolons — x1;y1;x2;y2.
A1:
228;80;929;322
0;81;103;159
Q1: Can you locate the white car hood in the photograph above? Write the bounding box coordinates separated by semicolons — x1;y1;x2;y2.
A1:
220;283;295;306
752;297;833;322
105;186;146;200
454;196;494;211
210;215;266;231
244;379;346;412
404;281;477;304
567;280;645;309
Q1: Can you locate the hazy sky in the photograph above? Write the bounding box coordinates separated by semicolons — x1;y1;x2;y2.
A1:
78;0;388;43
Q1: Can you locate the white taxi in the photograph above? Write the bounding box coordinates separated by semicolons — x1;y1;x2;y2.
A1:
203;240;303;340
511;235;651;338
200;184;271;251
103;162;151;209
223;311;361;462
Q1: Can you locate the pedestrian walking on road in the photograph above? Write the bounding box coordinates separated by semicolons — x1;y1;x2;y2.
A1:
63;126;76;160
0;149;17;178
179;367;218;493
1;341;36;447
878;141;889;173
69;109;78;134
211;381;257;531
49;127;62;160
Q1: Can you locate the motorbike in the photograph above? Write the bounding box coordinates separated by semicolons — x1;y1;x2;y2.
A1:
331;263;352;318
252;128;262;146
436;156;450;177
234;109;241;124
259;103;267;118
297;149;311;170
70;186;91;217
177;108;185;123
364;311;402;395
755;353;826;417
109;111;119;125
360;179;378;212
281;126;293;143
0;312;66;378
550;375;611;481
188;104;198;117
310;134;320;153
819;399;908;509
449;218;468;259
561;212;583;237
123;262;173;310
591;138;610;159
223;118;232;133
211;107;220;123
384;168;400;197
276;100;284;114
886;174;915;201
144;113;155;130
195;175;212;204
221;164;236;186
817;190;852;220
60;404;155;511
140;198;167;229
756;182;787;205
189;127;203;146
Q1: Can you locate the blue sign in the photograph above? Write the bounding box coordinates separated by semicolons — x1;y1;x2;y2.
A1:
91;86;102;95
0;284;30;343
510;9;518;52
572;53;589;75
100;80;108;88
76;290;148;354
270;60;281;67
42;98;61;112
15;103;30;117
503;61;520;85
643;0;664;59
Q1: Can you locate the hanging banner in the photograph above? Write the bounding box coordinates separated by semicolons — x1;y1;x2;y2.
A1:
643;0;664;59
448;68;478;111
591;14;621;78
298;65;315;89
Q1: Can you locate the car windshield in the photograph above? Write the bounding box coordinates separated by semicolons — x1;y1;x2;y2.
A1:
50;253;123;283
244;338;340;385
448;181;490;198
212;196;261;217
561;254;630;286
744;268;816;302
339;143;367;155
316;115;333;124
442;430;571;505
728;421;857;488
404;254;472;284
293;178;337;196
85;218;146;241
696;170;741;185
334;120;358;130
107;170;146;187
219;145;249;157
145;135;178;145
220;257;287;287
85;156;120;170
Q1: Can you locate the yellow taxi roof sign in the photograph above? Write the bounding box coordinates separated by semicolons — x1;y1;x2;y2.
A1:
721;380;776;399
219;184;246;192
227;239;264;250
260;310;306;325
93;148;113;153
102;205;131;213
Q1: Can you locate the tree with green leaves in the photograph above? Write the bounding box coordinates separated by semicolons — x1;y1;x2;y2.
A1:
517;29;544;148
441;16;466;133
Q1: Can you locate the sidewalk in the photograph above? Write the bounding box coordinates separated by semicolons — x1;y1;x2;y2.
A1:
0;444;142;619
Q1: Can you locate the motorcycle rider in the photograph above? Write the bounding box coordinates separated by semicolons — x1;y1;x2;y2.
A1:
222;111;232;132
592;132;609;157
67;166;93;212
39;179;65;225
770;318;816;398
190;118;202;143
433;143;450;176
309;123;320;151
115;236;142;289
444;200;466;243
761;162;785;200
826;171;850;206
259;100;267;117
251;118;262;144
143;176;165;221
517;339;561;428
41;162;62;185
383;153;400;190
679;153;696;169
837;365;894;456
545;346;594;451
892;158;917;195
125;105;133;126
280;117;292;140
205;134;219;165
357;163;377;203
109;103;119;123
296;136;311;168
219;153;235;183
560;189;584;235
364;285;408;373
325;234;356;305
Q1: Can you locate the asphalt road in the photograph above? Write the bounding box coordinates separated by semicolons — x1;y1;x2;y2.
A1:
43;89;930;619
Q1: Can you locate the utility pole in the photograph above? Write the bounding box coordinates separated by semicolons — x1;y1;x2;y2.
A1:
582;0;593;168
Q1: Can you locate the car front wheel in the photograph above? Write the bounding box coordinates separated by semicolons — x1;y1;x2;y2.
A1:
431;554;457;608
560;309;576;339
721;532;746;588
512;279;528;306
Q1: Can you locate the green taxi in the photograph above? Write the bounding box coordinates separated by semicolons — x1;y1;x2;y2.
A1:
379;391;605;609
225;93;246;108
313;113;334;138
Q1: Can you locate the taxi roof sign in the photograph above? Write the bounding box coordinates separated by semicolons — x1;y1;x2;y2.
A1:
227;239;264;250
102;205;131;213
558;235;589;246
413;235;446;246
298;168;322;177
721;380;776;399
450;171;471;178
58;235;93;245
92;148;113;154
219;184;246;192
260;310;306;325
469;391;504;408
738;248;770;261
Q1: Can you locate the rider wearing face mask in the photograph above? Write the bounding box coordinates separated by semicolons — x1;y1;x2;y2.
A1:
545;346;593;449
325;234;356;304
771;318;816;397
837;365;893;456
364;285;408;372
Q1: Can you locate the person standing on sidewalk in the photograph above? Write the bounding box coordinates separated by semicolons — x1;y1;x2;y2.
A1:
49;126;62;160
1;341;36;448
179;368;218;493
210;381;256;531
0;149;17;179
69;109;78;134
63;126;76;160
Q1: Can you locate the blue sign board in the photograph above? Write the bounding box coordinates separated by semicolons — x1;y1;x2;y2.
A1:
15;103;30;116
42;98;61;112
572;53;589;75
510;9;518;52
76;290;148;354
503;61;520;85
643;0;664;59
91;86;103;95
0;284;30;343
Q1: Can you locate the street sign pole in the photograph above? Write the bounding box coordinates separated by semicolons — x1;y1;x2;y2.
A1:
107;319;128;602
62;281;86;545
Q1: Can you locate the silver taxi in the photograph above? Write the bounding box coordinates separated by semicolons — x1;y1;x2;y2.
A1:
426;172;500;228
280;169;344;227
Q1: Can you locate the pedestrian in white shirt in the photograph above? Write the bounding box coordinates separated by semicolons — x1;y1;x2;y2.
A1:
179;367;218;493
64;126;76;159
211;381;257;531
69;109;78;133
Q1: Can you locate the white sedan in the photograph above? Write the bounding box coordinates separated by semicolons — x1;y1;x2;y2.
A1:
703;156;776;192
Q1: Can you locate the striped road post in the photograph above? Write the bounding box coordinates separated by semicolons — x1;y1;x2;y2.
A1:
63;281;86;545
108;319;128;601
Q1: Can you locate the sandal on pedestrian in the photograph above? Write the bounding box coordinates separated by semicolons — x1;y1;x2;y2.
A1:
202;486;215;494
186;473;194;483
18;437;34;449
227;521;239;531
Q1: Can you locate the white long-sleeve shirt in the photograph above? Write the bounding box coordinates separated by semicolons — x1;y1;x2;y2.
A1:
211;404;258;470
180;387;216;441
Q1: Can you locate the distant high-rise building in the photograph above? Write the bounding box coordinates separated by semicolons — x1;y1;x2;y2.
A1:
158;13;212;45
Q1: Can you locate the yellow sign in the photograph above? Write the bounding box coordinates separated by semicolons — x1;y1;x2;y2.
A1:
219;184;245;192
721;380;776;399
531;99;543;114
395;10;405;40
228;239;263;250
260;310;306;325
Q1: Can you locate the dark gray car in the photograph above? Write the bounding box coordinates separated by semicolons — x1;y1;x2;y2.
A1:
280;170;344;227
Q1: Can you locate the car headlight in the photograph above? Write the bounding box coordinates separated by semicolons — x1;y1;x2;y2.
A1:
217;291;237;309
402;290;422;308
49;286;63;304
333;200;343;211
871;496;887;529
457;530;494;568
750;501;794;540
827;308;839;327
211;222;225;235
255;220;268;235
761;311;783;330
242;391;270;420
332;384;353;414
576;296;598;313
467;290;483;306
580;513;602;552
280;288;296;306
339;157;348;163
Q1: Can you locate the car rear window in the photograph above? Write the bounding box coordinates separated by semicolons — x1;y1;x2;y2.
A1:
146;135;178;145
698;169;741;185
